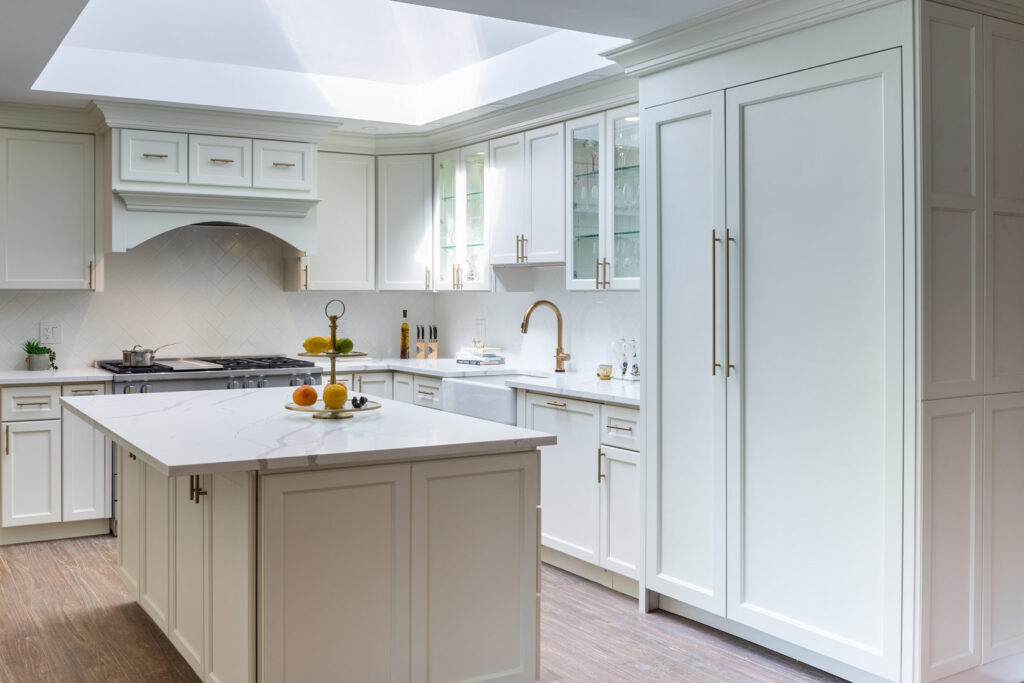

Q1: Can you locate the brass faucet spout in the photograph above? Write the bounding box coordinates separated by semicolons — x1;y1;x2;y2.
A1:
521;300;571;372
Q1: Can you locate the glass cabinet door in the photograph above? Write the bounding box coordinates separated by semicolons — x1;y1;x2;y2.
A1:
608;105;641;286
435;151;457;290
461;145;488;289
566;113;605;289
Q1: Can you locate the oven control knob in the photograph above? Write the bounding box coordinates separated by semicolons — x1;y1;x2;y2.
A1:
227;377;241;390
303;374;313;386
257;375;268;388
244;376;257;389
123;384;137;394
140;383;152;394
288;374;302;387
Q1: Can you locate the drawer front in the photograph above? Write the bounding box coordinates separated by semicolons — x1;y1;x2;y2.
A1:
1;385;61;421
600;404;640;451
188;134;252;187
120;129;188;184
61;383;107;398
413;376;442;410
253;139;314;191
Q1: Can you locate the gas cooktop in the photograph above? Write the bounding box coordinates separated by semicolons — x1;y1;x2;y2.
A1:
96;355;317;375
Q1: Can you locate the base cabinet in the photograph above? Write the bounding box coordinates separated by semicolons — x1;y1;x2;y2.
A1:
1;419;62;527
61;384;109;521
356;372;393;399
393;373;414;403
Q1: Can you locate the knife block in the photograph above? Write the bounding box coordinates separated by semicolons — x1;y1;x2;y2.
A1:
427;341;438;359
415;340;426;359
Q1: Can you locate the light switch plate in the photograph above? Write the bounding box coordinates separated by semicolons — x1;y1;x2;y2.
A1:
39;321;62;345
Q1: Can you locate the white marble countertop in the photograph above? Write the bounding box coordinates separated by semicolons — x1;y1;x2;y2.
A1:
62;386;556;477
0;367;114;386
299;356;538;378
503;375;641;408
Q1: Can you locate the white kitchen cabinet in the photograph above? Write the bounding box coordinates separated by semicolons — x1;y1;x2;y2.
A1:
412;375;442;410
141;463;171;633
434;143;490;291
286;152;374;291
118;448;142;599
61;384;109;522
1;384;61;421
525;393;601;564
171;474;206;677
643;91;727;615
355;372;392;399
598;444;639;579
565;106;639;291
252;139;314;191
411;453;539;683
0;129;95;290
377;154;433;291
393;372;414;403
489;124;566;267
188;134;252;188
120;129;188;184
261;463;412;682
0;419;61;527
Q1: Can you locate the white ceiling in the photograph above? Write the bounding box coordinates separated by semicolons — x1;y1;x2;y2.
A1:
0;0;89;107
392;0;749;39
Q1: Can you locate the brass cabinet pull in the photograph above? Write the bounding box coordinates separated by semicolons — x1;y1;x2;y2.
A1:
272;162;296;168
129;452;137;460
71;389;97;395
88;260;94;289
417;390;435;397
726;229;736;376
303;264;309;290
210;158;235;164
712;230;722;375
141;153;168;159
598;448;605;483
358;376;363;392
192;475;207;504
5;426;9;455
606;424;633;432
16;401;49;407
545;401;567;408
189;475;196;501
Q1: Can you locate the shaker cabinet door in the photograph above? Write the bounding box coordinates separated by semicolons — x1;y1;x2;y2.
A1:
377;155;433;291
0;419;61;527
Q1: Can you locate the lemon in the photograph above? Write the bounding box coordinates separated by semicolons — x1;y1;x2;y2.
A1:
323;382;348;409
302;335;330;354
335;337;354;354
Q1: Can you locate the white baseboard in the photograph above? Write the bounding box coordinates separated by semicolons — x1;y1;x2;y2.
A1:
0;518;110;546
541;546;639;599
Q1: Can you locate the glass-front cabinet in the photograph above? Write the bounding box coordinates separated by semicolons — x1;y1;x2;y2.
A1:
565;104;640;291
433;143;490;291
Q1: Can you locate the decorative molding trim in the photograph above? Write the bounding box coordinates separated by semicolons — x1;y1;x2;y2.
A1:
92;101;340;143
114;189;319;218
0;102;100;134
932;0;1024;22
602;0;902;77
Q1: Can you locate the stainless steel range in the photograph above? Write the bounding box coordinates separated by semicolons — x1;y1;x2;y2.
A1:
96;355;324;394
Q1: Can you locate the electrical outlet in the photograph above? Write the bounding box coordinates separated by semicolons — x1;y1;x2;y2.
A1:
39;321;62;345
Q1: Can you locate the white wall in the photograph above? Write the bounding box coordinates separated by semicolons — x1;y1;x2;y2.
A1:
434;267;641;375
0;227;639;375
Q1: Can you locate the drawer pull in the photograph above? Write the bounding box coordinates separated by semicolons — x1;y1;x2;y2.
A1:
129;452;137;460
142;153;169;159
5;425;8;455
272;161;296;168
545;401;567;408
417;390;435;397
71;389;98;395
606;424;633;432
210;158;235;164
16;401;49;407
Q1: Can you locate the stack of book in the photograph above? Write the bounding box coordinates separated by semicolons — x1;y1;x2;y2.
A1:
455;347;505;365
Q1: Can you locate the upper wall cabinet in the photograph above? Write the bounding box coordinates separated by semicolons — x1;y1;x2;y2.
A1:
0;129;96;290
377;154;433;291
286;152;375;291
566;106;640;291
434;143;490;291
489;123;566;266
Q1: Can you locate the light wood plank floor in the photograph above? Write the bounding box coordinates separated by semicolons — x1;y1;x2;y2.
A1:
0;536;844;682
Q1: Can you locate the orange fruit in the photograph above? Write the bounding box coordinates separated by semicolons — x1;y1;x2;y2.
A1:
292;385;317;407
322;382;348;409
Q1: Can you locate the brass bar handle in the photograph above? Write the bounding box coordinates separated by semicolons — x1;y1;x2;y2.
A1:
142;153;168;159
303;264;309;290
417;390;435;397
129;452;137;460
606;424;633;432
88;260;94;289
189;475;196;502
713;230;722;376
71;389;98;395
209;158;235;164
726;229;736;376
16;402;49;407
598;448;606;483
5;426;9;455
272;162;296;168
545;401;567;408
194;477;207;504
358;376;363;392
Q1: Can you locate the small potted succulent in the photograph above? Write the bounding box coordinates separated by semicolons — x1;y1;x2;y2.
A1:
23;339;57;371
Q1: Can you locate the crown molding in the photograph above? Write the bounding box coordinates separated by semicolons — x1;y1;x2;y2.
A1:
932;0;1024;22
0;102;100;134
91;100;341;143
114;189;319;218
603;0;901;77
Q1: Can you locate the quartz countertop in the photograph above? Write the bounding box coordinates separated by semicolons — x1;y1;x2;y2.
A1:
502;374;641;408
299;356;539;378
62;386;556;477
0;367;114;386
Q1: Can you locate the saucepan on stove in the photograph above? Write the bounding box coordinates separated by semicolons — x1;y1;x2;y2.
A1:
122;343;178;367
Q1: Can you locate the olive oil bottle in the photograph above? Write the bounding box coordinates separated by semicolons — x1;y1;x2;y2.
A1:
400;309;410;359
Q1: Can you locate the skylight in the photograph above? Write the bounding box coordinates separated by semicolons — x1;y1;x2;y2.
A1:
33;0;629;126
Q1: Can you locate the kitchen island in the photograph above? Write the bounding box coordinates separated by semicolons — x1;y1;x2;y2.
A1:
62;387;555;683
